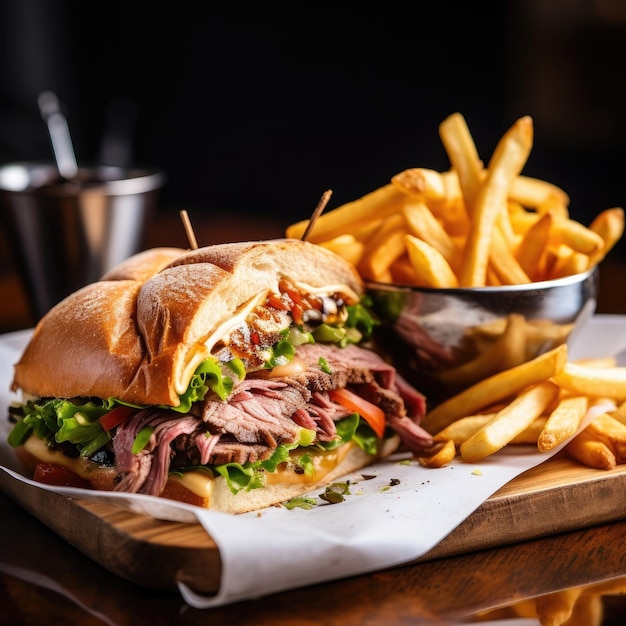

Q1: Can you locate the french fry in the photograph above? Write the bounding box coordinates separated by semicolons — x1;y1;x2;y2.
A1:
549;217;604;256
391;167;451;202
393;166;571;215
285;184;405;242
416;438;456;468
508;206;541;236
537;395;588;452
404;234;459;288
588;207;625;266
509;175;570;210
566;429;616;470
317;234;364;266
357;214;407;281
488;227;531;285
287;113;619;291
434;413;496;444
536;192;570;219
442;414;549;446
438;112;483;211
388;255;420;285
610;399;626;424
352;217;386;243
422;344;568;434
549;250;590;279
511;416;548;444
460;380;559;462
584;413;626;463
401;201;461;271
460;116;534;287
554;362;626;401
516;211;552;280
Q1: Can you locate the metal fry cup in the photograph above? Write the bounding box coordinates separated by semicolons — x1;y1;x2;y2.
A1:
0;162;166;320
366;268;599;407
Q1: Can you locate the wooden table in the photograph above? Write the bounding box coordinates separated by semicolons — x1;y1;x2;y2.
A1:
3;487;626;625
3;210;626;624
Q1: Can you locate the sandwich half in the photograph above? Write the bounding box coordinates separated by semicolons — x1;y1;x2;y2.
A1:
7;239;432;513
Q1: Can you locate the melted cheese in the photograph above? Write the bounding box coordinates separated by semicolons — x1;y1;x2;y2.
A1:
172;442;356;496
24;436;112;482
263;443;353;485
259;356;307;378
174;290;270;395
294;280;360;304
24;433;358;500
168;470;214;499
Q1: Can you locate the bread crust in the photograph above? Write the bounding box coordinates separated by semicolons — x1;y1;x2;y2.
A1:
12;239;363;405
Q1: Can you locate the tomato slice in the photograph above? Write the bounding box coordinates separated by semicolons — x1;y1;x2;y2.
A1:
328;388;386;438
266;293;289;311
99;405;136;431
33;463;90;489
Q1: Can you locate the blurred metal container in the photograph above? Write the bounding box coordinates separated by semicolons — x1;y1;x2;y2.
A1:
0;162;166;320
366;268;599;407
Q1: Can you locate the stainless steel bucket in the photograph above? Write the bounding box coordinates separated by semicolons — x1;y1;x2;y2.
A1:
0;162;166;320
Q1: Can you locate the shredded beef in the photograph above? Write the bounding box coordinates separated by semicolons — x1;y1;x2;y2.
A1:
110;342;431;498
202;378;307;445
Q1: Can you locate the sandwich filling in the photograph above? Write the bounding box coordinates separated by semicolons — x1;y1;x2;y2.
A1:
8;277;432;500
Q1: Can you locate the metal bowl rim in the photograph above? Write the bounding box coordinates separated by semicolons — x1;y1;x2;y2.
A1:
365;266;598;295
0;161;166;195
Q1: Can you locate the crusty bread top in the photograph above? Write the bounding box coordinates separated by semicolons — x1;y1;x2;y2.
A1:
12;239;363;406
100;247;186;282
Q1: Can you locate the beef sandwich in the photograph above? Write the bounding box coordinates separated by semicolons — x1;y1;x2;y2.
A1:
7;239;433;513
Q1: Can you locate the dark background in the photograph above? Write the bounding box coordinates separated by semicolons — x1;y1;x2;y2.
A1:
1;0;625;246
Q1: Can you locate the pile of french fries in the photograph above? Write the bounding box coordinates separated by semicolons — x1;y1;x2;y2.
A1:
286;113;624;287
286;112;626;471
415;343;626;471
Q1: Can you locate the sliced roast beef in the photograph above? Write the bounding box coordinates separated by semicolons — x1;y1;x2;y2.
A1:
202;378;307;446
113;410;202;495
110;342;431;498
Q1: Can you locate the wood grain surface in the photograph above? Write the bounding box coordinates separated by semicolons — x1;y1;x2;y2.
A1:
2;450;626;596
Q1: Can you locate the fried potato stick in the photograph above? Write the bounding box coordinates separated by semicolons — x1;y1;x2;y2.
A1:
566;429;616;470
516;211;552;280
416;439;456;468
460;116;534;287
438;112;483;211
422;344;567;434
285;184;404;242
404;234;459;288
554;362;626;401
460;380;559;462
537;395;588;452
588;207;625;267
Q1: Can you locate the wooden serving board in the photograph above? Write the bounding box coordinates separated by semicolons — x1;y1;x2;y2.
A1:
3;451;626;594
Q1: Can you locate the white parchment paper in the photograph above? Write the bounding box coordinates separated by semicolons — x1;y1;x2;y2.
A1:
1;316;624;608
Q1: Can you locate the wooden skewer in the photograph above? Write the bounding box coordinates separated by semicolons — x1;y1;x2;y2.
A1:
301;189;333;241
179;209;199;249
